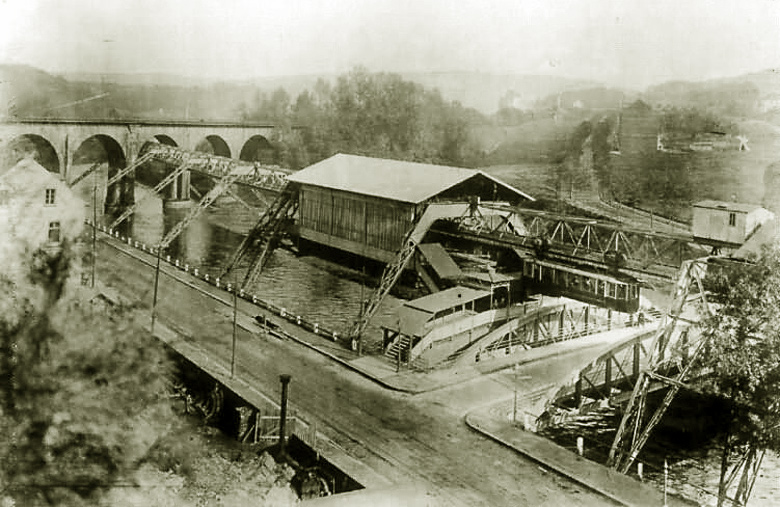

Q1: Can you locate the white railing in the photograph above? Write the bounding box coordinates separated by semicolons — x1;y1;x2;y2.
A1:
410;302;537;361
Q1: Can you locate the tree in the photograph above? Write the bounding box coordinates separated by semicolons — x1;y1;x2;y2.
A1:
697;247;780;506
0;241;174;506
240;67;488;169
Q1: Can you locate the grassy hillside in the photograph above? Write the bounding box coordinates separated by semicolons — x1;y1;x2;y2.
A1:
605;113;780;221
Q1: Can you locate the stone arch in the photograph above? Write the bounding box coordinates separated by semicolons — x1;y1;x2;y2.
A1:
2;134;60;173
239;135;275;164
194;135;231;158
72;134;127;170
136;135;181;187
72;134;128;214
152;134;178;147
137;134;179;156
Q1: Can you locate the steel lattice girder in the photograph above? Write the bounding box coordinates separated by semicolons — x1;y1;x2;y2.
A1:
109;155;193;229
69;161;103;187
147;144;288;192
444;205;710;283
104;152;156;188
240;192;299;290
220;185;298;282
158;161;243;249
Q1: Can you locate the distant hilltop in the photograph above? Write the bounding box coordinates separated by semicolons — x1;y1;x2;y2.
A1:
3;64;780;120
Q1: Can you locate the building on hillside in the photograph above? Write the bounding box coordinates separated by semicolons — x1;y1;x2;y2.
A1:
0;157;84;278
287;154;535;263
692;200;774;247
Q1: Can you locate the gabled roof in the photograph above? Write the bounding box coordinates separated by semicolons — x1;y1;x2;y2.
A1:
287;154;534;204
0;157;69;200
1;157;59;186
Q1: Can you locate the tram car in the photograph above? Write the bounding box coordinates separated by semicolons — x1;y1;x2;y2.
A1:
522;258;640;313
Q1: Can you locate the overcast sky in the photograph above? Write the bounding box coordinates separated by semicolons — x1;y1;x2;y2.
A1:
1;0;778;90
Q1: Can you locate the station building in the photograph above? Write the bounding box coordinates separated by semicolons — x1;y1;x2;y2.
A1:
287;153;534;263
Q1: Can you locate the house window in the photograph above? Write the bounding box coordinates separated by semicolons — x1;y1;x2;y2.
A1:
45;188;56;205
48;221;61;242
728;212;736;227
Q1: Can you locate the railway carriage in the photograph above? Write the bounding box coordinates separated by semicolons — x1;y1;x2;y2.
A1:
522;259;640;313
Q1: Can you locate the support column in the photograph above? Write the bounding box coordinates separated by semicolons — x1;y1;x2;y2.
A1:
575;375;582;408
278;374;291;460
180;170;191;199
163;169;193;209
558;308;565;340
632;341;641;381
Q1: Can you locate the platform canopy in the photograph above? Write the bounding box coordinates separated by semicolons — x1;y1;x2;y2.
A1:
287;153;534;204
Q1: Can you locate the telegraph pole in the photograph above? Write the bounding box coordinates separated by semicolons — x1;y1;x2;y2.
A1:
231;287;238;377
91;168;97;288
151;246;162;334
358;265;365;356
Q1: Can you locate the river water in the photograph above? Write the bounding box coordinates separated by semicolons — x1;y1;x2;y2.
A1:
115;183;402;348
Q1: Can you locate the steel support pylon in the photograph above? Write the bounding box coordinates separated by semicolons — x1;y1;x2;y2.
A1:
607;258;712;473
219;182;299;289
719;444;765;507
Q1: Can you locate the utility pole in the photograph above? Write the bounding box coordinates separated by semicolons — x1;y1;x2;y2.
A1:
231;287;238;377
151;246;162;334
91;167;97;288
513;363;519;424
358;266;365;356
278;374;292;461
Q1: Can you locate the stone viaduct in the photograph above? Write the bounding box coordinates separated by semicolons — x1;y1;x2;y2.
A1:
0;118;286;182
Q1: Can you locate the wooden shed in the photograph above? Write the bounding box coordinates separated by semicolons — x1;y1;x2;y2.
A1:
287;154;534;262
692;200;774;247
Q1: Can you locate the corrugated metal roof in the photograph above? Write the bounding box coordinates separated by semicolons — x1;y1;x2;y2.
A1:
694;200;764;214
287;153;534;204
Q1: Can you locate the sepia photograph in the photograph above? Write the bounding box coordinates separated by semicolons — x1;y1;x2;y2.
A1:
1;1;780;505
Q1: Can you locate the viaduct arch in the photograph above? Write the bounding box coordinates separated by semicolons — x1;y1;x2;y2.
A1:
0;120;284;183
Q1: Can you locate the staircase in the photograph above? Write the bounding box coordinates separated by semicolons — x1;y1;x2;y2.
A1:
644;307;664;321
384;335;412;363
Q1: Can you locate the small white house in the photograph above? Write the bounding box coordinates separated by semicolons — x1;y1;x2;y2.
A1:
0;158;84;279
692;200;774;246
